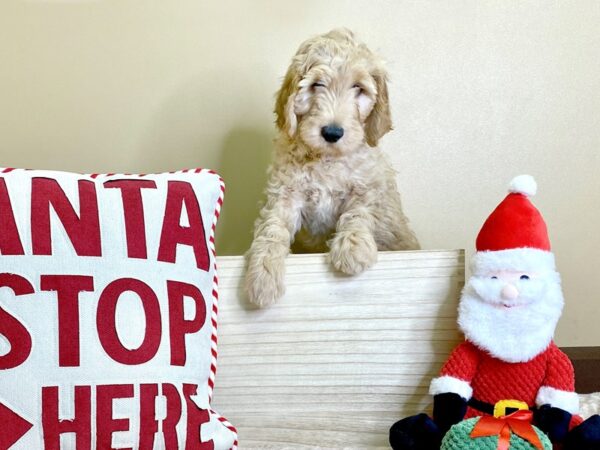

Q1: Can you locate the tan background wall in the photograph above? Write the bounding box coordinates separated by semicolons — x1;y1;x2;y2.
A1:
1;1;598;346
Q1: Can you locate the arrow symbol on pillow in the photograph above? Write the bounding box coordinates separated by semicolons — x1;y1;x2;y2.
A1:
0;402;33;448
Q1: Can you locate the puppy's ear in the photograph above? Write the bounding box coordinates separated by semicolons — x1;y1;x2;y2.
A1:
365;73;392;147
275;66;301;137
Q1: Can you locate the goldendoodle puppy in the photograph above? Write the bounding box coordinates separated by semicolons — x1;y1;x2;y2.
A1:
245;28;419;307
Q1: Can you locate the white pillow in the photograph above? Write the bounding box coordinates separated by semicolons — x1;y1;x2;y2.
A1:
580;393;600;419
0;167;237;449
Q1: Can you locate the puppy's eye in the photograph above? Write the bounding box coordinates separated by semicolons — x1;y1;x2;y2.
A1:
312;82;325;88
520;275;530;280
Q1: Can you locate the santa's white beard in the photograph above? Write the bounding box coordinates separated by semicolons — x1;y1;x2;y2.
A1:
458;272;564;363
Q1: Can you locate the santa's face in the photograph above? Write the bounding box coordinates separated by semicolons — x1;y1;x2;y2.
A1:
458;266;564;363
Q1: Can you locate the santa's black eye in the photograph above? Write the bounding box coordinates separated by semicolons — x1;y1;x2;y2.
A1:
312;82;325;88
491;276;498;280
520;275;530;280
352;84;364;93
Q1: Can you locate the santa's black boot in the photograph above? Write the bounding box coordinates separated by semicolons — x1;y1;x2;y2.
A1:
389;413;443;450
563;415;600;450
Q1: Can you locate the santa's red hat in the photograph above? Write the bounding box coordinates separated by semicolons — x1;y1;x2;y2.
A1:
471;175;557;274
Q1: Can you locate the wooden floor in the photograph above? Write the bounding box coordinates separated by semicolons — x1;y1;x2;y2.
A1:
211;250;466;449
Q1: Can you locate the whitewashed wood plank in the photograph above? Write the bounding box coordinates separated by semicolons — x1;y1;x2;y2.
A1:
212;250;464;449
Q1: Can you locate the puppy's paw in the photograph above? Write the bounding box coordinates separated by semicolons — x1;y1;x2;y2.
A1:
329;230;377;275
245;243;287;307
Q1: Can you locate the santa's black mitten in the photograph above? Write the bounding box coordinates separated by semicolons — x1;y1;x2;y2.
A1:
389;413;443;450
534;404;572;442
433;393;468;434
564;414;600;450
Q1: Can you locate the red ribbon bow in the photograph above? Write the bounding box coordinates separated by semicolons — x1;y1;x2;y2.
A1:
470;410;544;450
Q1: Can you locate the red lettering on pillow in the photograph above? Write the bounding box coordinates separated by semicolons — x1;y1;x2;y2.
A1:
40;275;95;367
168;281;207;366
163;383;183;450
42;385;91;450
97;278;162;365
31;178;101;257
158;181;209;271
96;384;133;450
183;384;214;450
0;273;34;369
139;384;159;450
104;180;157;259
0;178;24;255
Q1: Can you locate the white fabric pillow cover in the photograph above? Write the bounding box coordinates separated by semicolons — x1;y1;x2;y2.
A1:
580;393;600;419
0;167;237;449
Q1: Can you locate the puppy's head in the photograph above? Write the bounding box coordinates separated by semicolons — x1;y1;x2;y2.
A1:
275;28;392;156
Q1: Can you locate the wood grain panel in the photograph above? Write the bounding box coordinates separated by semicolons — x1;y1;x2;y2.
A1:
212;250;465;449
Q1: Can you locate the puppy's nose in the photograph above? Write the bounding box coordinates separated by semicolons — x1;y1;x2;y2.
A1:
501;284;519;300
321;125;344;143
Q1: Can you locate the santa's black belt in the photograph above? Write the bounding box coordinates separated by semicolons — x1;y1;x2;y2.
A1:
468;398;534;417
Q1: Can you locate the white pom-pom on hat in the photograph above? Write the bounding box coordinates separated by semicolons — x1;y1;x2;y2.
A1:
508;174;537;197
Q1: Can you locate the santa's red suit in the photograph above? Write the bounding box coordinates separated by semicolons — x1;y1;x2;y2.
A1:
431;340;579;419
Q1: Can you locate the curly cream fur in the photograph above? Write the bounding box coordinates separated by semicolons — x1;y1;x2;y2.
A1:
245;28;419;307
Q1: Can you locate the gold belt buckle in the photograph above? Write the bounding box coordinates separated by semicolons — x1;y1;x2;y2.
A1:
493;399;529;418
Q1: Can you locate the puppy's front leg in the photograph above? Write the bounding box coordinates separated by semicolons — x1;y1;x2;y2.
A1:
245;196;300;307
329;206;378;275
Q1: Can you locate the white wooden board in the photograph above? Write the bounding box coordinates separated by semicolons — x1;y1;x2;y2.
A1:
211;250;465;449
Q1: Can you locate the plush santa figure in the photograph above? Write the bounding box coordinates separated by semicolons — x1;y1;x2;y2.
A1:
390;175;600;450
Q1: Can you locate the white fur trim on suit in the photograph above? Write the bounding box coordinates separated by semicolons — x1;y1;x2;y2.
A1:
509;175;537;197
471;248;557;275
536;386;580;414
429;376;473;401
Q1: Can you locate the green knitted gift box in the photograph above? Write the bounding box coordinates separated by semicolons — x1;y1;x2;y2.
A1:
441;417;552;450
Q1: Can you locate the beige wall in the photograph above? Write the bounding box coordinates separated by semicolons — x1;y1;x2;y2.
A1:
1;1;599;346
